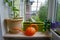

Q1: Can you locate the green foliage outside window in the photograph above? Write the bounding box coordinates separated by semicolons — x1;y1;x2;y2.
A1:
32;2;48;22
38;5;48;22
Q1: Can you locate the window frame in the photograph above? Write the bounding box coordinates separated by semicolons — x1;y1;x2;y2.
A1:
56;0;60;22
5;0;57;22
48;0;57;23
1;0;58;22
24;0;49;22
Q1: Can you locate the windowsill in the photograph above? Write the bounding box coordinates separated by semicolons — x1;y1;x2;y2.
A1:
3;32;51;38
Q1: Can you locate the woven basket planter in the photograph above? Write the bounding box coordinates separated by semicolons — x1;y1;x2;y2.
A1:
23;22;45;32
4;18;23;34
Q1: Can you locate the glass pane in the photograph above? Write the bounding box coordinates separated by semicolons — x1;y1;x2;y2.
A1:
14;0;20;5
8;0;20;18
57;0;60;22
25;0;48;22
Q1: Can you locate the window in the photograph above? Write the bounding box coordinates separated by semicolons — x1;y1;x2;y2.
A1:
8;0;24;18
8;0;20;18
25;0;48;22
57;0;60;22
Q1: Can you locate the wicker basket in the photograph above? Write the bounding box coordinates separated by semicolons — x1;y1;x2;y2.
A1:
4;19;23;34
23;22;45;32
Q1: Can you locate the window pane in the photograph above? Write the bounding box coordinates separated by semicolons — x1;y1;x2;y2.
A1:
57;0;60;22
8;0;20;18
14;0;20;5
25;0;48;22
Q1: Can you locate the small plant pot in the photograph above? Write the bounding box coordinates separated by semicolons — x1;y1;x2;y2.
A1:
4;18;23;34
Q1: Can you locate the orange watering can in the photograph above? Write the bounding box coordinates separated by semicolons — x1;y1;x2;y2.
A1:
12;24;38;36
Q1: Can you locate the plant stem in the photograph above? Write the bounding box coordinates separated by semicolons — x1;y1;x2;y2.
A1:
13;11;16;19
13;0;15;18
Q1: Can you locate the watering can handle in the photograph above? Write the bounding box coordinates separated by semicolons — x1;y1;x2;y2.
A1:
29;24;38;32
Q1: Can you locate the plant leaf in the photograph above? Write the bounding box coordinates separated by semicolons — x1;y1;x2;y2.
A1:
8;1;12;7
12;7;19;11
5;0;8;2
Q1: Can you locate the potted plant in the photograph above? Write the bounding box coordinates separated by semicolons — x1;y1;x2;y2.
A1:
4;0;23;34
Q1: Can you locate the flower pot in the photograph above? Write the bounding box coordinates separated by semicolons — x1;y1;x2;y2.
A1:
4;18;23;34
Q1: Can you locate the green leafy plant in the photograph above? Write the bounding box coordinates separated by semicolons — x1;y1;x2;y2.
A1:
4;0;19;19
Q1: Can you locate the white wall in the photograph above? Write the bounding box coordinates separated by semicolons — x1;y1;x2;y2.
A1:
0;0;4;40
0;0;9;40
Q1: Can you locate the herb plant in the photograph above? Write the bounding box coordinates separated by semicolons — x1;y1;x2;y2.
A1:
4;0;19;19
